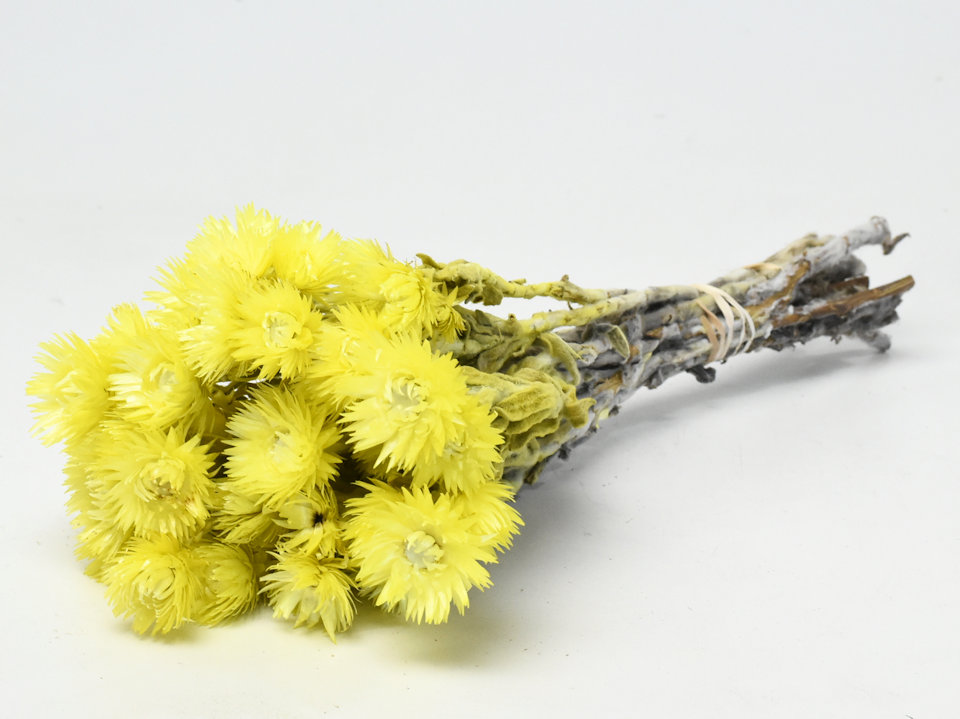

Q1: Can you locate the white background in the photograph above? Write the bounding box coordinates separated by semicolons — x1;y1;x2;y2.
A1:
2;1;958;717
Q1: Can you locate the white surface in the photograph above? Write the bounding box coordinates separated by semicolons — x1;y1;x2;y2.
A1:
2;1;958;717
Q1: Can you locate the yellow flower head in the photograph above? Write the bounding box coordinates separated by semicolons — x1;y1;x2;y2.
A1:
27;332;113;446
261;550;356;640
230;279;323;381
454;480;524;552
76;520;133;580
94;421;216;541
310;304;400;381
187;204;280;278
176;265;250;381
63;432;100;524
335;240;464;339
103;534;203;635
62;440;132;577
274;489;344;558
224;384;341;510
193;542;259;626
63;434;132;575
104;304;208;429
344;481;496;624
332;336;476;475
150;205;344;326
271;222;343;302
178;271;324;383
212;487;284;549
148;205;279;331
427;283;467;342
408;395;504;495
153;207;329;383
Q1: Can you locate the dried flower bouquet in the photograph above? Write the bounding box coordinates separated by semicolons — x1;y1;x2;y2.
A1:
28;208;912;639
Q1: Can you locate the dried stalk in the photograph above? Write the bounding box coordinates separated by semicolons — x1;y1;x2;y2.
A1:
431;217;914;486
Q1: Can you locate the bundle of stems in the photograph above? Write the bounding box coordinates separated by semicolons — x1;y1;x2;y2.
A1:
434;216;913;486
27;209;912;640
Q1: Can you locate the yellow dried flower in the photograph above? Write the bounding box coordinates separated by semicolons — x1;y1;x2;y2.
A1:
344;481;496;624
63;437;133;577
335;240;463;339
147;206;279;333
331;335;477;475
212;488;284;549
27;332;113;446
176;272;325;383
230;279;323;380
309;304;403;383
193;541;259;626
274;489;344;558
224;384;341;510
103;535;203;635
150;205;343;331
454;480;524;552
104;304;208;429
93;420;216;541
408;395;503;495
261;550;356;640
184;204;280;279
176;265;250;381
271;221;343;302
77;521;133;580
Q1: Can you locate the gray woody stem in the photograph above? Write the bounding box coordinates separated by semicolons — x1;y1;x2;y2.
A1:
501;218;914;485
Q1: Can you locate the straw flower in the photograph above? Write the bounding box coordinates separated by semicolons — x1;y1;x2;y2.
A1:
103;535;203;635
331;335;479;475
344;481;496;624
193;541;259;626
94;420;216;541
261;550;356;640
27;333;113;446
223;384;341;510
105;304;208;429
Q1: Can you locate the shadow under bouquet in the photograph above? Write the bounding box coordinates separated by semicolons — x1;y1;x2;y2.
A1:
28;207;913;639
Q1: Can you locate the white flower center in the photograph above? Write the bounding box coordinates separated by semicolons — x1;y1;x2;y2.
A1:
262;311;302;349
382;271;423;310
146;362;179;393
443;440;464;462
404;530;443;570
387;377;423;413
138;456;186;501
270;430;306;471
